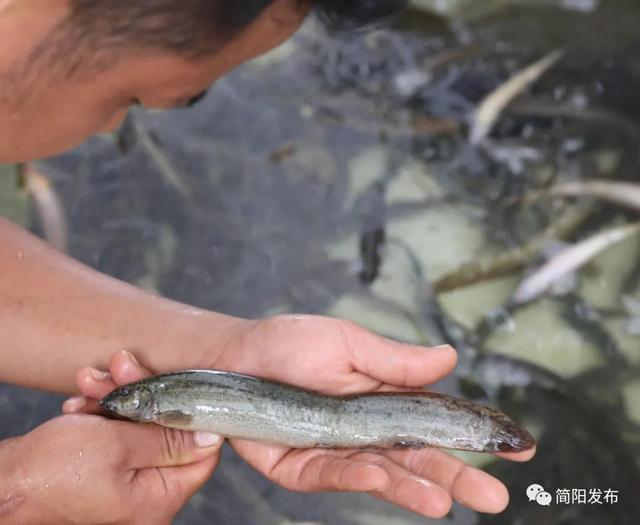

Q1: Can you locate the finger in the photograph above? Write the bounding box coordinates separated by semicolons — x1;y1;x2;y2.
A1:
133;453;221;515
385;448;509;514
160;451;221;500
353;452;452;519
62;396;102;414
108;350;153;385
76;351;152;401
233;441;450;519
340;321;458;387
76;367;118;400
272;449;390;493
496;445;536;462
118;420;224;469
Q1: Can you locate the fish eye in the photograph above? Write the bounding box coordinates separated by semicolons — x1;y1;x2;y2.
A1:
121;387;130;397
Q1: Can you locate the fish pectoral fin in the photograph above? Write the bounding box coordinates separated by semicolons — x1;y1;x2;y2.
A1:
156;410;194;428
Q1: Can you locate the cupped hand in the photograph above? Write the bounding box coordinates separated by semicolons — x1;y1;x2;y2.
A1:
1;412;223;525
68;315;535;519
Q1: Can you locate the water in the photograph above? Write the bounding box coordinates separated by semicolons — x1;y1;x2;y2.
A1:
2;1;640;523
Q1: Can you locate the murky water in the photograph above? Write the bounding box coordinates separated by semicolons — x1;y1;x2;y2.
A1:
2;1;640;524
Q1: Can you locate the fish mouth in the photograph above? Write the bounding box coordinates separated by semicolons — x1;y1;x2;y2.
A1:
98;394;140;423
487;418;536;453
99;393;119;415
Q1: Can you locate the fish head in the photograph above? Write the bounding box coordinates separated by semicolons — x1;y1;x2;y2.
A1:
100;382;157;422
485;412;536;453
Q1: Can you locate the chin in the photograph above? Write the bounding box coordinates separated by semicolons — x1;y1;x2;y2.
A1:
0;152;22;163
0;144;77;164
0;149;41;164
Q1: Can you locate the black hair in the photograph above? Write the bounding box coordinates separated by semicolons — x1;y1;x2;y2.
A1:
61;0;277;61
315;0;409;29
52;1;405;65
12;0;406;90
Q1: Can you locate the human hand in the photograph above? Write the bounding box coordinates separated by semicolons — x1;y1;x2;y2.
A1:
70;315;535;519
1;413;223;524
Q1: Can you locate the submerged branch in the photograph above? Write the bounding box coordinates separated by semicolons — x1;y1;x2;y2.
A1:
433;202;597;294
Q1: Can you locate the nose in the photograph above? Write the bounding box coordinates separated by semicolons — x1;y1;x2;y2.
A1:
100;109;129;133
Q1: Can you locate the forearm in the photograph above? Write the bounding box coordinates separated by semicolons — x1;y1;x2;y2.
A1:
0;435;68;525
0;438;27;524
0;218;247;394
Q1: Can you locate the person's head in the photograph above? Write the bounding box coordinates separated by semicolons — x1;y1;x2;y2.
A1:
0;0;407;163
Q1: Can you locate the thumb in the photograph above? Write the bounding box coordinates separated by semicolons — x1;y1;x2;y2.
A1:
344;321;458;387
156;453;222;506
127;432;223;518
117;421;224;469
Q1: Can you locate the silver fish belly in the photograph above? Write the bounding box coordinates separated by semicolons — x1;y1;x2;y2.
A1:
100;370;535;453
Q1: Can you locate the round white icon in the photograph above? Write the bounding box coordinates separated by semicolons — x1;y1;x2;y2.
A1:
536;491;552;506
526;484;545;502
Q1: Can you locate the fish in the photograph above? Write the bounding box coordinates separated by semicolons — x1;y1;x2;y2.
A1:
115;110;192;199
100;370;535;453
358;228;386;285
512;222;640;305
524;180;640;214
470;49;564;144
23;164;69;253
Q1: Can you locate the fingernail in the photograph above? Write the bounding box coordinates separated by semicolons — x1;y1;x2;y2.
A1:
434;344;454;351
123;351;140;367
89;368;109;381
194;432;223;448
63;397;86;413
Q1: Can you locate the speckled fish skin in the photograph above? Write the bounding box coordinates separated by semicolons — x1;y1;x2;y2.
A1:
100;370;535;453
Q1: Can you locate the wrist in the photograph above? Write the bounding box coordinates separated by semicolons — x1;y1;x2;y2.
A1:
0;218;251;393
131;306;251;374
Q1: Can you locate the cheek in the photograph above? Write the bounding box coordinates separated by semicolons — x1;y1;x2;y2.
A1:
0;97;125;162
99;108;129;133
45;98;124;142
